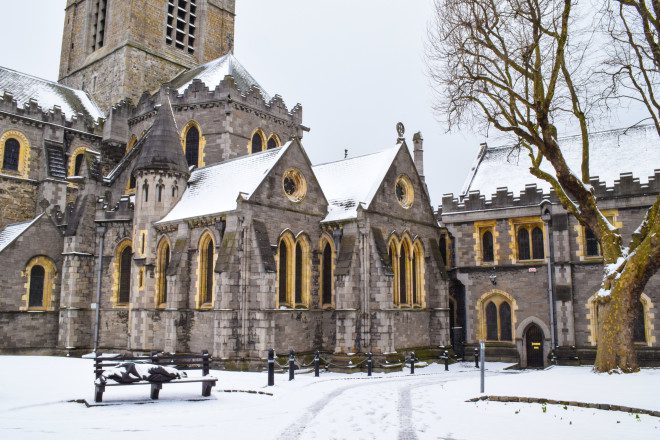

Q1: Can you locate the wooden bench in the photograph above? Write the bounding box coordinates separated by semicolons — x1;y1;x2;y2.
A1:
94;351;217;403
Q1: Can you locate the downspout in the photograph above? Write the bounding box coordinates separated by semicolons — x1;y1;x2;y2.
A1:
542;208;557;350
93;224;107;354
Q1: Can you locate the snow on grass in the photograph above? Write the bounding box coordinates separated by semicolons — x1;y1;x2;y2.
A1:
0;357;658;439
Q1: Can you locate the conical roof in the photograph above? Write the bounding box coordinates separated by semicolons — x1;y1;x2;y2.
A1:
133;98;189;176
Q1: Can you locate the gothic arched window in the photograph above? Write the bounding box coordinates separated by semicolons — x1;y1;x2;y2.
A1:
73;153;84;176
267;135;279;150
25;256;56;310
3;138;21;172
198;233;215;307
157;240;170;306
250;131;264;154
278;237;290;306
517;228;531;260
482;230;494;263
632;298;647;343
485;301;498;341
399;247;408;305
295;243;304;305
585;227;600;257
531;227;545;260
28;265;46;308
320;239;334;306
185;125;200;167
118;245;132;304
499;302;513;341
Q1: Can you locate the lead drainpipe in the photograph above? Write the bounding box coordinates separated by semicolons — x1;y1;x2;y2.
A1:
93;224;107;354
542;208;557;350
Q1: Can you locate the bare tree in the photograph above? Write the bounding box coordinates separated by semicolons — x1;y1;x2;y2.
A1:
427;0;660;372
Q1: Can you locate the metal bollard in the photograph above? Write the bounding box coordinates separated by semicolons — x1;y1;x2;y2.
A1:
367;352;373;377
443;350;449;371
267;349;275;386
288;350;295;381
314;350;320;377
474;347;479;368
409;352;416;375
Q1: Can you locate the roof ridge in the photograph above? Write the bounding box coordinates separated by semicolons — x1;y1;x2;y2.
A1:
194;144;288;172
313;145;400;168
0;65;85;94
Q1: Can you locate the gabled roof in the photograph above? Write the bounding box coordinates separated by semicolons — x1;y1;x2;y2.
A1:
0;214;43;254
464;124;660;199
0;66;103;121
313;145;401;223
168;53;272;101
157;143;291;224
133;99;189;175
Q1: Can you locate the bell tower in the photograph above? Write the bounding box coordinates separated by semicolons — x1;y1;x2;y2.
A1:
58;0;236;113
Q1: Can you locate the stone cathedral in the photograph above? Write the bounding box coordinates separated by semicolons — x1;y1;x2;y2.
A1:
0;0;657;367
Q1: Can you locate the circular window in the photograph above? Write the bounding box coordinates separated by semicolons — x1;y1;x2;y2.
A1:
282;169;307;202
395;175;414;209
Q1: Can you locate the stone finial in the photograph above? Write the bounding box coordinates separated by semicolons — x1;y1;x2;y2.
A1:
396;122;406;143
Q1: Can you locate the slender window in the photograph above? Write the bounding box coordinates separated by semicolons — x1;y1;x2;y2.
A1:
632;299;646;343
485;301;498;341
185;126;200;167
439;235;447;267
412;252;418;305
91;0;107;51
128;175;136;190
499;302;512;341
482;230;494;263
267;137;278;150
166;0;196;53
531;227;545;260
278;241;288;305
251;132;264;154
158;242;170;305
73;153;84;176
321;243;333;305
200;237;214;305
157;185;163;202
295;243;303;305
3;138;20;171
399;250;407;305
118;246;132;304
28;265;46;308
585;227;600;257
143;183;149;202
517;228;531;260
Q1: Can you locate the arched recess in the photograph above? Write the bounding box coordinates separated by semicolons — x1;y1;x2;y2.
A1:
68;146;88;177
248;128;266;154
111;239;133;306
475;289;518;342
156;237;171;307
180;120;206;168
276;231;296;308
294;233;312;308
196;231;216;309
22;256;57;311
516;316;552;368
319;233;336;308
412;238;425;307
267;134;281;150
388;233;401;305
586;293;655;347
399;233;414;306
0;130;31;177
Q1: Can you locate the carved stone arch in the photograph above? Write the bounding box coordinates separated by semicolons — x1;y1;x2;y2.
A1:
196;229;216;309
475;289;518;341
180;120;206;167
587;292;656;347
515;316;551;342
516;316;551;368
248;128;267;154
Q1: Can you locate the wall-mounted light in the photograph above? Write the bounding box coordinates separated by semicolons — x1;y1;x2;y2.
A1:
489;268;497;285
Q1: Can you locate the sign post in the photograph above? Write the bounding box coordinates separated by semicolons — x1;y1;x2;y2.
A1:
479;340;485;393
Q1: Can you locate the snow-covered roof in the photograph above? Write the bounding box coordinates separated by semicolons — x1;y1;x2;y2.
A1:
168;53;272;101
158;144;290;224
464;125;660;198
0;215;43;254
313;145;401;223
0;66;103;121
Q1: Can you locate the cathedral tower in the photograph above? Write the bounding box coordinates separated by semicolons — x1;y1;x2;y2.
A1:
58;0;236;113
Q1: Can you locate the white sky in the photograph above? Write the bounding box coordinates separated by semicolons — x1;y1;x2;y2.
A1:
1;1;646;206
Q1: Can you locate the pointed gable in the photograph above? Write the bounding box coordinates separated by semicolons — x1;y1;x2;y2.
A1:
313;146;400;222
133;99;189;175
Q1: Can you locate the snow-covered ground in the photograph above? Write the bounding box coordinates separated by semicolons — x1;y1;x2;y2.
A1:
0;356;658;439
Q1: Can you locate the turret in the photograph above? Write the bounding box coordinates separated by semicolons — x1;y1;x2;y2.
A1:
413;131;425;183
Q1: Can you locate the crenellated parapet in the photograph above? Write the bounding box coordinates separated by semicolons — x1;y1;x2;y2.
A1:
0;91;102;134
95;194;134;223
441;170;660;213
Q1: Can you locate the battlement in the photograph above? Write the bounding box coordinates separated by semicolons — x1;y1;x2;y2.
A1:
95;194;134;222
441;170;660;213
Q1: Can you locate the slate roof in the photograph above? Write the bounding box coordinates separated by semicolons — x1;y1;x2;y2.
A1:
157;143;290;224
0;66;103;121
0;215;43;254
463;124;660;198
168;53;272;101
133;99;189;175
313;145;401;223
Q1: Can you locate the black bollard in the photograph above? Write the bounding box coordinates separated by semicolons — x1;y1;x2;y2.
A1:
267;349;275;386
314;351;320;377
288;350;295;381
367;352;373;377
410;352;416;375
443;350;449;371
474;347;479;368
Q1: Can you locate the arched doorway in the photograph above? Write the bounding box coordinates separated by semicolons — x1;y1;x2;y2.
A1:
525;323;544;368
449;279;466;358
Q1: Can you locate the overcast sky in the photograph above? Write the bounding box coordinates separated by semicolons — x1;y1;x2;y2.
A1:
1;0;486;206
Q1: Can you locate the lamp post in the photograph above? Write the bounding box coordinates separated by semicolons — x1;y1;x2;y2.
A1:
541;203;557;351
